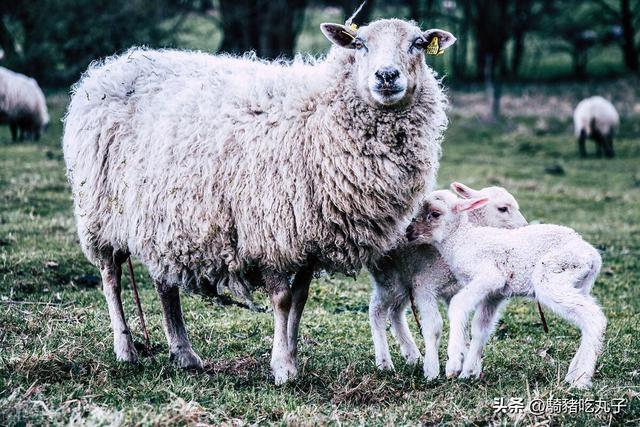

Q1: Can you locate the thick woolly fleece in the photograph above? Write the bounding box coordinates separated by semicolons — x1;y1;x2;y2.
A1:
0;66;49;131
63;20;449;297
573;96;619;138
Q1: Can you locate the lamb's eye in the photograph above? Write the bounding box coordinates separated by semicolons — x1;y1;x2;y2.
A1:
354;39;365;50
430;211;441;219
498;207;508;213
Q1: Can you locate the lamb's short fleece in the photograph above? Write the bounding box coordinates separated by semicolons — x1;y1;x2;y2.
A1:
406;190;606;389
368;183;527;379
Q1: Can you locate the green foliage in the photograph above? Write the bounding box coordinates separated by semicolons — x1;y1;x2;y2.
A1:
0;90;639;424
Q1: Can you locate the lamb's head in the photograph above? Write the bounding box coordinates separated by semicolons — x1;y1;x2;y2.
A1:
451;182;527;229
321;18;455;108
406;189;489;244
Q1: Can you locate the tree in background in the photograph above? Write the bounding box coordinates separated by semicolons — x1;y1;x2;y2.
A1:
593;0;639;72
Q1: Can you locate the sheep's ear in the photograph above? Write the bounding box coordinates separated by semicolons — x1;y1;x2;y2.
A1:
450;182;478;199
422;29;456;54
454;197;489;213
321;23;357;48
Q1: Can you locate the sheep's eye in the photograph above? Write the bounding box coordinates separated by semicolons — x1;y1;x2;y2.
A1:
430;211;441;219
412;38;426;50
354;39;365;50
498;207;508;213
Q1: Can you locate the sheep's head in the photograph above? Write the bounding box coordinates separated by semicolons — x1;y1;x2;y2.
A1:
321;19;455;108
450;182;528;229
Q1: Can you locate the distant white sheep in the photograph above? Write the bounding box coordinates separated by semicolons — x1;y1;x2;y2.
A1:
406;189;606;388
573;96;619;158
369;183;527;379
63;18;456;384
0;66;49;141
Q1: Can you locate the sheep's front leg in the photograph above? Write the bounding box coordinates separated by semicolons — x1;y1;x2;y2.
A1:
459;297;506;379
446;276;501;378
577;130;587;158
99;256;138;362
287;264;315;361
412;285;442;380
266;270;296;385
155;283;203;369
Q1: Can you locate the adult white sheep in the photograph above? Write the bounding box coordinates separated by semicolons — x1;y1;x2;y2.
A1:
406;190;606;388
0;66;49;141
63;18;456;384
369;183;527;379
573;96;619;158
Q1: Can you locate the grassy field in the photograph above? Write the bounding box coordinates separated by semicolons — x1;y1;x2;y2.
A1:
1;89;639;426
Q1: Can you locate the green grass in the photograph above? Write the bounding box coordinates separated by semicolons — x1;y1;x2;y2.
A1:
1;91;639;426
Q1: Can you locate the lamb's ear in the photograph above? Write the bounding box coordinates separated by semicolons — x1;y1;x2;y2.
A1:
422;29;456;54
321;23;357;48
454;197;489;213
450;182;478;199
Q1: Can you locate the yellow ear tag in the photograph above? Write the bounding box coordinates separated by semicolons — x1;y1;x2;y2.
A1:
350;23;358;32
426;36;441;55
341;23;358;40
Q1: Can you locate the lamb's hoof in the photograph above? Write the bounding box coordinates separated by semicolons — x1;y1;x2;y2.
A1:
423;363;439;381
170;348;204;370
114;335;138;363
459;368;481;379
565;372;592;389
376;359;395;371
403;352;422;367
445;359;462;379
271;359;297;385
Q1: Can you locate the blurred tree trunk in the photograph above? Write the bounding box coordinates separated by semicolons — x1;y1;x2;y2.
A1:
620;0;639;72
219;0;307;59
0;18;17;62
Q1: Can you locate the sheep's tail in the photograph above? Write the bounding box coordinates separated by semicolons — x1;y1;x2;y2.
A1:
127;257;152;353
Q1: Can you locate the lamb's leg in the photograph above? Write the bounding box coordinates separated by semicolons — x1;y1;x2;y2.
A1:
535;285;606;389
389;297;421;366
459;297;506;379
577;130;587;158
412;285;442;380
99;255;138;362
287;263;314;361
155;282;203;369
369;285;395;370
604;132;615;158
446;276;501;378
265;269;296;385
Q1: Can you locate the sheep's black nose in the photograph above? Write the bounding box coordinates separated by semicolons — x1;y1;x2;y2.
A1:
375;67;400;85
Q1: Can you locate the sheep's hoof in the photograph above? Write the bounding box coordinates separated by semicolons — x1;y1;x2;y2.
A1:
170;348;204;370
271;359;297;385
114;334;138;363
403;351;422;366
459;368;481;379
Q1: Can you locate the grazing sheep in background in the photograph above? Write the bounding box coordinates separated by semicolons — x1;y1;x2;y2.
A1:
573;96;619;158
369;183;527;379
63;17;456;384
0;66;49;141
406;190;606;388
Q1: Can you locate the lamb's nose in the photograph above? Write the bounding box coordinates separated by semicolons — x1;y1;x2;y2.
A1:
375;67;400;84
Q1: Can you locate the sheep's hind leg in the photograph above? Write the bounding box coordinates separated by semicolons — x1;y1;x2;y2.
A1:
266;269;297;385
287;263;315;361
99;254;138;362
534;273;606;389
577;130;587;158
459;296;506;379
155;282;203;369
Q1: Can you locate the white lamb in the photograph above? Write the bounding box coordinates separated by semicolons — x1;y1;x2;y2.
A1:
406;189;606;388
369;183;527;379
0;66;49;141
63;17;456;384
573;96;619;158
